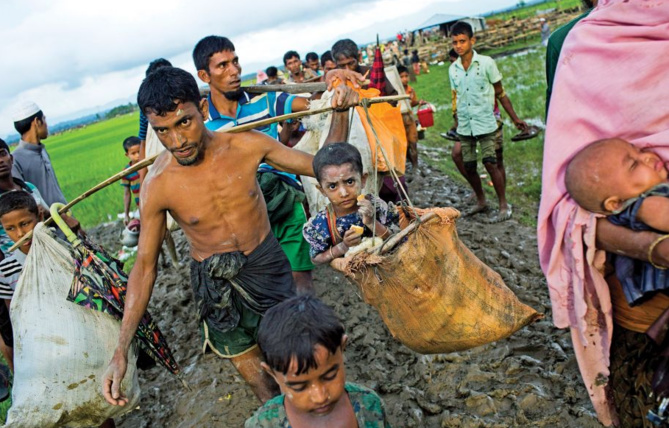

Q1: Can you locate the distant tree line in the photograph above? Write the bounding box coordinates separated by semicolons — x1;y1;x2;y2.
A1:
106;103;138;119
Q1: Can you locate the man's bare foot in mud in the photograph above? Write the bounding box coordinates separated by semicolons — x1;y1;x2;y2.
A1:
486;204;513;223
464;203;489;217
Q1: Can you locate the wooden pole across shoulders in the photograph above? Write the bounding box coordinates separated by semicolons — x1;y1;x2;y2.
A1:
8;94;409;252
243;80;371;95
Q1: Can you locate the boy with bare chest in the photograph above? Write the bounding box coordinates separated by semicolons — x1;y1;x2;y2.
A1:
103;67;359;407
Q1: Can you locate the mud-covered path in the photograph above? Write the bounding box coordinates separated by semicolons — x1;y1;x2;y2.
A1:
87;148;601;427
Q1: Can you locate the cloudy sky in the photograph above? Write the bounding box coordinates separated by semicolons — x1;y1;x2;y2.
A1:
0;0;517;139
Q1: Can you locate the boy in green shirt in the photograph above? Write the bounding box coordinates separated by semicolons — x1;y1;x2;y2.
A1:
449;21;528;222
245;295;391;427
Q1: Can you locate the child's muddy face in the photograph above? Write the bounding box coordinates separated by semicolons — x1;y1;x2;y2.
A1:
275;344;347;417
317;163;367;215
1;208;39;254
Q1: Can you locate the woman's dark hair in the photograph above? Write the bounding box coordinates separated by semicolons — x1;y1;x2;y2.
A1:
258;295;345;376
137;67;201;116
193;36;236;72
312;143;363;183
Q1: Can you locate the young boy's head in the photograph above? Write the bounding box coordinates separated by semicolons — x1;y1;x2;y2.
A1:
305;52;320;72
451;22;475;57
565;138;668;214
397;65;410;87
123;136;141;164
258;295;347;417
312;143;367;210
0;191;41;254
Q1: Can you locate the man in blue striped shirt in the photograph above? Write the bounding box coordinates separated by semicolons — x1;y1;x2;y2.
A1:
193;36;363;295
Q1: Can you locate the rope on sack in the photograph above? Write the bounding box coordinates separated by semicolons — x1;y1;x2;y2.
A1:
358;98;422;236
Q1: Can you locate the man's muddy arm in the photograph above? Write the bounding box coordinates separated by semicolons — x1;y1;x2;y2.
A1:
596;217;669;266
324;110;350;146
103;187;165;405
262;136;315;177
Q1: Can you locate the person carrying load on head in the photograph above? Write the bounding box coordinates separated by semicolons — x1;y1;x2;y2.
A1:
102;66;361;406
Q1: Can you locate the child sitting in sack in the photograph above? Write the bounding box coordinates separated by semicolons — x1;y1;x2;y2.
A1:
302;143;400;265
245;294;391;427
565;137;669;305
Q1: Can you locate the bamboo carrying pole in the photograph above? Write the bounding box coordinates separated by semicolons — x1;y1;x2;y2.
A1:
243;80;371;95
8;94;409;252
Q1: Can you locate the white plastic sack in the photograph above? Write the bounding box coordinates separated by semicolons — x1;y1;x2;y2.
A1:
294;91;382;216
6;224;140;427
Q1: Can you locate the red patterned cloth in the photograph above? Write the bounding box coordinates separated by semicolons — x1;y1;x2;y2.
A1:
369;46;386;96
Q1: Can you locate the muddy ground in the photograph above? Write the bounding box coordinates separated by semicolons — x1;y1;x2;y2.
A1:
88;146;602;427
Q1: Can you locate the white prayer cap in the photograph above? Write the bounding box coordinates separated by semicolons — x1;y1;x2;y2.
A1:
11;100;41;122
539;18;546;22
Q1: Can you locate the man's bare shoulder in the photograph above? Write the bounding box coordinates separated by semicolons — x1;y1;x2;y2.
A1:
217;129;276;153
142;152;173;197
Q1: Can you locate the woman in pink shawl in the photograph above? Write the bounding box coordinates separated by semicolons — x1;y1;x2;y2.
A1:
539;0;669;426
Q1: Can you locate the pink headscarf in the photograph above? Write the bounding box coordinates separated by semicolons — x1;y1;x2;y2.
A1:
538;1;669;425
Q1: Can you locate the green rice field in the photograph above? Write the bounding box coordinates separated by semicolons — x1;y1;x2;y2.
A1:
44;113;139;227
413;47;547;226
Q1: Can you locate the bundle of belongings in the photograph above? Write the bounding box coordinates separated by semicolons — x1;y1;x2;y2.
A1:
6;222;180;427
336;206;541;354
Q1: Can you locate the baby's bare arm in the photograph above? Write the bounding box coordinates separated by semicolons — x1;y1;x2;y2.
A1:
637;196;669;233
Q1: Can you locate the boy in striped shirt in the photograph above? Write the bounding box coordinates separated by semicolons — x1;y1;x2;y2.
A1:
120;137;141;225
0;191;43;371
0;191;42;306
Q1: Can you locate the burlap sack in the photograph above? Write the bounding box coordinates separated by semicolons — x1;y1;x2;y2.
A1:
340;207;541;354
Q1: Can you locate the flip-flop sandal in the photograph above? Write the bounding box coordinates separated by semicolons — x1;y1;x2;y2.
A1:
486;206;513;223
511;125;540;142
464;204;489;217
440;130;459;141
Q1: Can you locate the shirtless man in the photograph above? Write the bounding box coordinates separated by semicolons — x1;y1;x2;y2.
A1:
102;67;360;406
